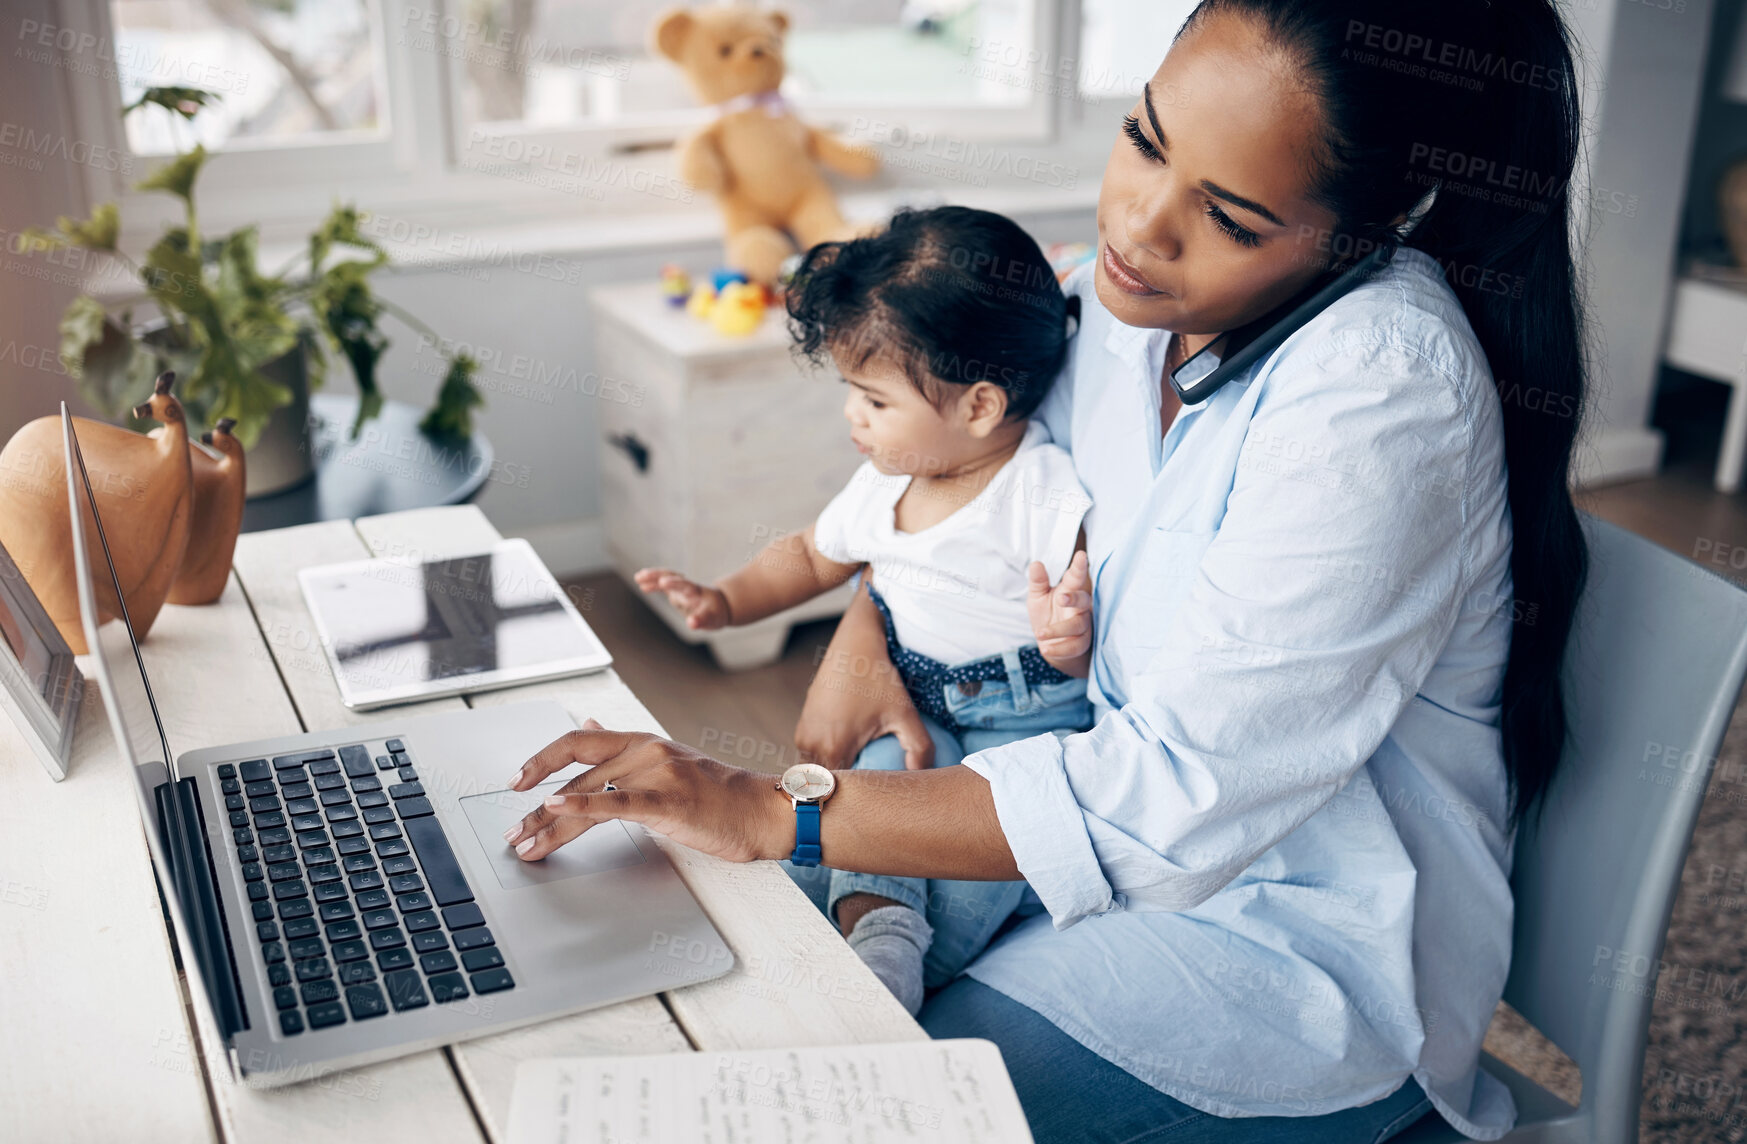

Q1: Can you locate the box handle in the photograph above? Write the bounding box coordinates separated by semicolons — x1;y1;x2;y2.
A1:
608;432;650;473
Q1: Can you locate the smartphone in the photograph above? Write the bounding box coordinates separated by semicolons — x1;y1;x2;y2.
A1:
1169;240;1400;406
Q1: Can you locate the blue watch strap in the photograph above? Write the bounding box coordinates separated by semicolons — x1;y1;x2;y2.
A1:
790;802;823;867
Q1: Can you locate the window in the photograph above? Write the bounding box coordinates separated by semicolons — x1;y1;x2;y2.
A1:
1077;0;1197;102
111;0;388;154
451;0;1036;127
449;0;1058;192
51;0;1164;238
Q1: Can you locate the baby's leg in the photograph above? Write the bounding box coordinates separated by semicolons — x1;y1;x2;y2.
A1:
915;675;1096;988
821;719;963;1015
826;718;964;925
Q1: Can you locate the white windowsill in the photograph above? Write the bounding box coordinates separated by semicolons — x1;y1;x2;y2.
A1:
86;176;1102;302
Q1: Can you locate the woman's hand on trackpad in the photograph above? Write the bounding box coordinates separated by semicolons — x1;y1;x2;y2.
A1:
502;719;790;864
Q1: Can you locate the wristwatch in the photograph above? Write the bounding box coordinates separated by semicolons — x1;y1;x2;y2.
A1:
776;762;837;867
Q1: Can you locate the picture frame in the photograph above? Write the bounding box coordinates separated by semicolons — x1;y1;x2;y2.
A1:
0;537;82;781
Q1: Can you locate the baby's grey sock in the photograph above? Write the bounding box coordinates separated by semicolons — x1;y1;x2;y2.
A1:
846;905;934;1016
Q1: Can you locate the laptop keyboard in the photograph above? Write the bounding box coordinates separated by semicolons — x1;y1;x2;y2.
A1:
218;738;516;1037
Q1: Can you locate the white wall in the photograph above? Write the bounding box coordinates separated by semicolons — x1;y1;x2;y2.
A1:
1567;0;1720;484
0;0;94;438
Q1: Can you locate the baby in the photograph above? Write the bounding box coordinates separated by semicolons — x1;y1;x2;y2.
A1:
635;206;1093;1014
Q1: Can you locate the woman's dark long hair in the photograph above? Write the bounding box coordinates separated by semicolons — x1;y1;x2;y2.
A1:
1184;0;1589;825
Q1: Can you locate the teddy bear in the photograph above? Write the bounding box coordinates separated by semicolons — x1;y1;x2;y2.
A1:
652;5;880;285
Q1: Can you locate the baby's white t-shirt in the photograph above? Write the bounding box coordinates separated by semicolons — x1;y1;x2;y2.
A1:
811;420;1092;666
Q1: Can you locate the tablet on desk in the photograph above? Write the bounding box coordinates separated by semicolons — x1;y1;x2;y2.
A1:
299;538;612;709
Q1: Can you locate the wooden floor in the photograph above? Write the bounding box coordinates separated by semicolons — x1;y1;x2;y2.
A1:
1580;376;1747;589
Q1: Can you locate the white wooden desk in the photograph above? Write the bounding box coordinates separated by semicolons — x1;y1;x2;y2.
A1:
0;505;920;1143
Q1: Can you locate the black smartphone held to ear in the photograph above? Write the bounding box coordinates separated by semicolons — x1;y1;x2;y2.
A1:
1169;239;1400;406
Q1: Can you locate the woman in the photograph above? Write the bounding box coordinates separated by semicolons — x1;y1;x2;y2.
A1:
504;0;1587;1139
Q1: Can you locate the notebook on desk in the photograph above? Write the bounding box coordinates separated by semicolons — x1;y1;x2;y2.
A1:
505;1038;1034;1143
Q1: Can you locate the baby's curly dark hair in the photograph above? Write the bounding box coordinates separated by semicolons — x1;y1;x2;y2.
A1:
784;206;1079;421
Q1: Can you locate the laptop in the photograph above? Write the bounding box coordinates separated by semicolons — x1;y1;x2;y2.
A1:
61;407;732;1087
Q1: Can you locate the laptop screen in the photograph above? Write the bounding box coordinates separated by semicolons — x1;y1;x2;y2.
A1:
62;405;249;1042
62;409;175;775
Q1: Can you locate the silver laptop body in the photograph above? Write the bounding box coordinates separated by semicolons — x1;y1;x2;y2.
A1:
63;407;731;1087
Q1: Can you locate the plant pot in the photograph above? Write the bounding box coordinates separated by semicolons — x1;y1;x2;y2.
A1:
247;339;315;499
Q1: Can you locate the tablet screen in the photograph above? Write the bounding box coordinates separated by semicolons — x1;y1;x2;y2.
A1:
301;541;610;707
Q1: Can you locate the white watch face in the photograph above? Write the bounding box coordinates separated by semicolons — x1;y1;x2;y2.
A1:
781;763;835;802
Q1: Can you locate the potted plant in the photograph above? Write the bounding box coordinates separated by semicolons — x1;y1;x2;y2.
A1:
24;86;483;496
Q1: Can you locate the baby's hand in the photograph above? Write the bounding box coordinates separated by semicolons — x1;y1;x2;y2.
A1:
634;567;732;630
1026;551;1093;678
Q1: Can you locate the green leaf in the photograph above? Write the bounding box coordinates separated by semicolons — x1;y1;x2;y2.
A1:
63;203;121;251
352;389;385;438
308;203;383;274
58;297;158;417
419;354;483;443
123;86;222;120
303;327;328;392
309;258;388;425
212;227;299;366
58;296;109;375
200;351;294;451
215;227;275;303
138;222;308;448
16;227;63;253
135;145;207;206
142;229;215;326
24;204;121;252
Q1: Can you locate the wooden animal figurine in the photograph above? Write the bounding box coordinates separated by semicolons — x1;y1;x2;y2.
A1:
0;372;193;653
167;418;245;606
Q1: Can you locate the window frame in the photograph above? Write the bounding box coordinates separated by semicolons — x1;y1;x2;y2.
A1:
62;0;1090;247
447;0;1064;173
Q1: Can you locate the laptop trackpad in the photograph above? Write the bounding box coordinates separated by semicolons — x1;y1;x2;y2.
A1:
458;782;646;891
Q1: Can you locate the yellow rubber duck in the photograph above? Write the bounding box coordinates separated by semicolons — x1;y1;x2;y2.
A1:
708;281;767;336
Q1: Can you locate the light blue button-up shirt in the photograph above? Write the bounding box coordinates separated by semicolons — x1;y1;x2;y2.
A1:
961;248;1518;1139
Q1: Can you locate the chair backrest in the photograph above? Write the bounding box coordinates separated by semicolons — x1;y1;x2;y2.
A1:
1501;516;1747;1142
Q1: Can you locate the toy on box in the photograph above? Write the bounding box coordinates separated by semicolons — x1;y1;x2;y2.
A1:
651;5;880;286
710;281;768;336
675;267;772;337
659;264;692;307
711;268;749;292
685;283;717;320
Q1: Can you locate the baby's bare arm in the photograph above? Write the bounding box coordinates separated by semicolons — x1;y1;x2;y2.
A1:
714;525;861;626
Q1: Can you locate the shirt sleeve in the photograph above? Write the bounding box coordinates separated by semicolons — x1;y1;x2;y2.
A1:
810;463;877;565
962;334;1487;929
